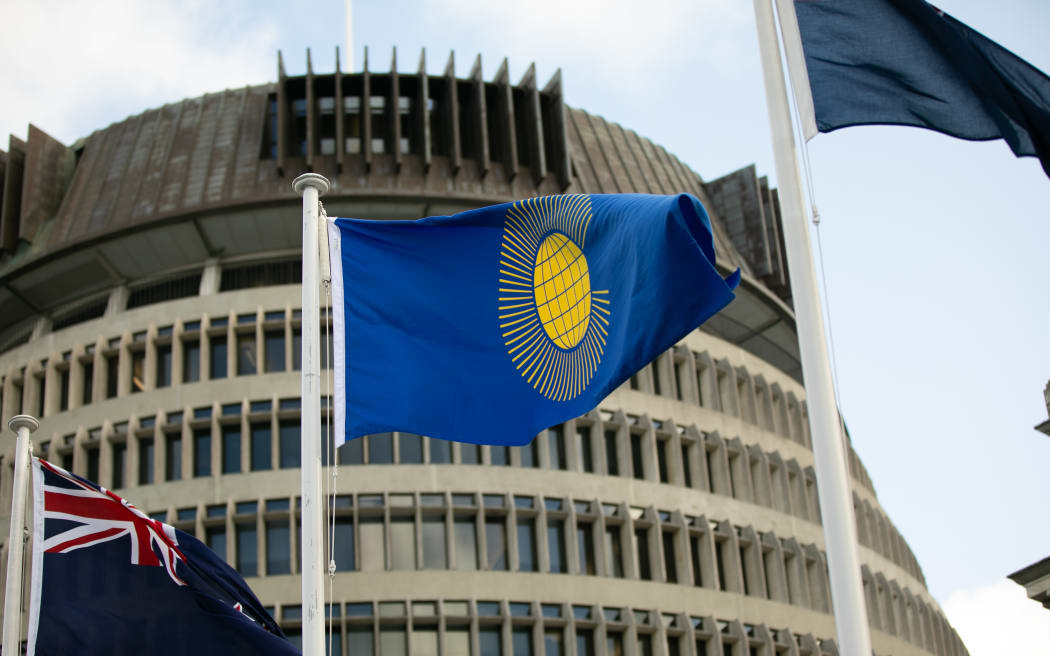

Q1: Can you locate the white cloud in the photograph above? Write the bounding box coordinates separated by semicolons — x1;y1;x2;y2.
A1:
941;579;1049;655
0;0;280;146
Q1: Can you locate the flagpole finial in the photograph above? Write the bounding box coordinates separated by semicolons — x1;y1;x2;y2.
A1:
293;173;330;197
8;415;39;434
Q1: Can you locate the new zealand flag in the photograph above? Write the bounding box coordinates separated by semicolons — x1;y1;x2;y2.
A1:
26;457;300;655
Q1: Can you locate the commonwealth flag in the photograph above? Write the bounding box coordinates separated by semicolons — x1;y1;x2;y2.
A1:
327;193;739;447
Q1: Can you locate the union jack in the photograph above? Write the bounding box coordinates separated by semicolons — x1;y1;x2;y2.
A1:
38;458;188;586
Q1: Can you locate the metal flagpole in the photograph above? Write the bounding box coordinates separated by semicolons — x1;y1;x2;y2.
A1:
751;0;874;653
3;415;38;655
293;173;330;655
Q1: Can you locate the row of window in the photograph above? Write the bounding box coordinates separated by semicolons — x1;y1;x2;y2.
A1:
149;492;947;654
268;600;841;656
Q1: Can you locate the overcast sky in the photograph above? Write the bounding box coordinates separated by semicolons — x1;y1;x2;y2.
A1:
3;1;1048;652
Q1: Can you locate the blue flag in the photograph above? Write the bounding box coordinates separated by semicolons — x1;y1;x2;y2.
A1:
793;0;1050;176
327;193;739;447
27;458;298;656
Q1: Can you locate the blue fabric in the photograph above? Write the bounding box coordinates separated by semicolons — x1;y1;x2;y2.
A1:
30;458;298;656
331;193;739;446
795;0;1050;176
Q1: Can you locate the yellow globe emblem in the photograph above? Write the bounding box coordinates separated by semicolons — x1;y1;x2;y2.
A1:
498;195;610;402
532;233;591;350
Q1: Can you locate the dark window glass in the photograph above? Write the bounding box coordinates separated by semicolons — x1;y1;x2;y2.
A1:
139;438;154;485
577;524;595;575
480;629;502;656
576;426;592;472
460;443;480;465
338;437;363;465
236;523;258;577
637;634;653;656
668;636;682;656
194;428;211;477
516;518;537;572
636;528;651;580
85;446;100;482
166;434;182;481
390;518;416;570
657;440;669;483
210;337;228;379
605;527;623;577
512;629;533;656
266;520;291;575
429;438;451;464
238;335;257;375
222;425;241;474
368;432;392;464
681;444;693;487
454;518;477;570
82;361;93;404
111;442;126;488
131;351;145;393
663;532;678;583
519;440;538;468
690;535;704;586
715;540;727;591
61;451;73;471
279;421;300;468
631;434;645;479
490;445;509;466
183;340;200;383
334;516;355;571
604;430;619;476
59;369;69;411
292;329;302;370
264;330;285;372
126;273;201;308
347;628;372;655
576;630;594;656
548;519;566;573
485;518;507;571
206;525;226;559
398;433;422;463
156;344;172;388
607;633;625;656
544;630;563;656
359;518;385;571
547;426;566;470
106;355;119;398
251;422;271;471
422;517;446;569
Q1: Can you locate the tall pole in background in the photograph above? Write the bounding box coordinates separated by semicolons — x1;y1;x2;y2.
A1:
2;415;38;655
293;173;330;655
752;0;874;653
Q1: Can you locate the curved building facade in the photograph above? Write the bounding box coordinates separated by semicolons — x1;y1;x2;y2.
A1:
0;50;967;655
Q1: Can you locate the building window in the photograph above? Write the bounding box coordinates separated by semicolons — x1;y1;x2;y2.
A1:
429;438;451;464
370;96;386;154
454;518;478;570
547;426;566;470
156;344;172;388
85;445;100;482
575;630;594;656
138;437;154;485
106;354;119;398
111;442;126;489
81;360;94;404
636;634;653;656
460;443;480;465
575;426;592;472
390;517;416;570
513;629;533;656
319;96;336;155
490;445;509;466
292;328;302;370
368;433;393;464
194;428;211;477
264;330;285;372
663;531;678;583
485;518;507;571
445;629;469;656
334;516;355;571
604;430;619;476
339;437;363;465
577;523;595;575
516;518;537;572
630;434;645;480
183;339;200;383
251;422;272;471
206;524;226;559
681;443;693;488
656;439;669;483
58;368;70;412
222;425;241;474
519;440;538;468
398;433;422;463
635;527;652;580
359;518;385;571
210;336;228;379
604;527;624;577
344;96;362;154
422;516;447;569
279;421;300;469
548;519;567;574
237;334;257;376
266;519;291;575
131;350;145;393
479;628;501;656
236;521;258;577
166;434;182;481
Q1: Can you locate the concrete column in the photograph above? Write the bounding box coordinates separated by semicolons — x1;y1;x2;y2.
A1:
199;258;221;296
726;438;754;503
748;445;773;508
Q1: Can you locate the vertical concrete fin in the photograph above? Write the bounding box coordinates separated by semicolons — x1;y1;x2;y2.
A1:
276;50;288;176
306;48;316;170
493;58;518;182
518;63;546;185
1;136;27;252
417;49;432;173
470;54;489;177
445;51;461;175
362;46;372;172
542;68;571;190
335;47;345;171
391;47;402;173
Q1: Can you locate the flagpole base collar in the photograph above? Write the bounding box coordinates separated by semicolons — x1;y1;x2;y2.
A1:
293;173;330;197
8;415;39;434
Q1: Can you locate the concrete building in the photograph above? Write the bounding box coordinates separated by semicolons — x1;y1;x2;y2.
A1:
1007;382;1050;610
0;50;968;655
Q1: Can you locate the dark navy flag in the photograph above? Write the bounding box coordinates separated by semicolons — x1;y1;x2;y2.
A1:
27;458;299;656
792;0;1050;176
327;193;739;447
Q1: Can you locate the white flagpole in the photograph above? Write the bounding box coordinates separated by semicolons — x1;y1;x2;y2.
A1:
3;415;38;655
752;1;874;653
293;173;330;655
